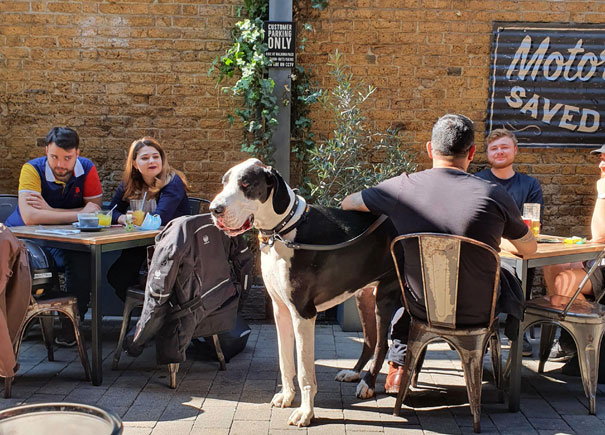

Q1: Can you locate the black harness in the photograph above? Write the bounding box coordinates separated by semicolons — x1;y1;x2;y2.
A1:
258;196;388;251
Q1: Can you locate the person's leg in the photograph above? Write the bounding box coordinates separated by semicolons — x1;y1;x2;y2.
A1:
552;269;593;300
543;262;584;295
46;247;91;346
63;249;92;319
107;248;147;301
385;307;410;394
549;265;603;362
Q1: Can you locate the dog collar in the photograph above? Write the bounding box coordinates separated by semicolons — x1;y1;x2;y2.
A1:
261;195;300;237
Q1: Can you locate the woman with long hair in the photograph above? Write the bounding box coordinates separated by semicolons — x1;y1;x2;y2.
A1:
108;137;190;300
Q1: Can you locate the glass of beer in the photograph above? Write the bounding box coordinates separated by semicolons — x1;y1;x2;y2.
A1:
522;203;541;237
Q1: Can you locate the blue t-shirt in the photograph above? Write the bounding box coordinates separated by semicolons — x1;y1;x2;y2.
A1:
474;169;543;221
110;174;190;225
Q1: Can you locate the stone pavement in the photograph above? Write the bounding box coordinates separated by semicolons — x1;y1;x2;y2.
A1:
2;321;605;434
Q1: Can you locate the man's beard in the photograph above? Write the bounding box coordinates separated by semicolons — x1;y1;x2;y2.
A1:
51;168;72;182
488;158;513;170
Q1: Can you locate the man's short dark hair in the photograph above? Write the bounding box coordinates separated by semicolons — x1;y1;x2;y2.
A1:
45;127;79;150
430;114;475;157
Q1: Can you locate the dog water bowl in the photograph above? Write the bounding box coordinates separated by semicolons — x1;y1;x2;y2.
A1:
0;403;122;435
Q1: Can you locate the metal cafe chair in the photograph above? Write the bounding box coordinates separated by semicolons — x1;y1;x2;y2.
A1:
390;233;503;434
188;197;210;215
0;194;18;224
6;295;91;398
515;248;605;414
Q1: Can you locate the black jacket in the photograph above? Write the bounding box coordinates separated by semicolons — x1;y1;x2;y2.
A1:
131;214;254;364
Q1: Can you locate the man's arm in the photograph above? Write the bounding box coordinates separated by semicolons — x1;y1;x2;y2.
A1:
591;177;605;242
341;192;370;212
500;229;537;256
19;192;100;225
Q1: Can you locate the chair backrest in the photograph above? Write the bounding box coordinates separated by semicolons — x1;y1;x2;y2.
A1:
188;197;210;215
390;233;501;329
0;194;18;224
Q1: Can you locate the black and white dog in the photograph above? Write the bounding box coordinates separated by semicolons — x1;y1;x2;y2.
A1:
210;159;400;427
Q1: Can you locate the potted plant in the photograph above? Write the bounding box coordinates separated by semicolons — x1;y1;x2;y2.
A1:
304;51;418;329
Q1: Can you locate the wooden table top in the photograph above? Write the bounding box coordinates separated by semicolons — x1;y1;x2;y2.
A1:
500;235;605;260
9;224;160;245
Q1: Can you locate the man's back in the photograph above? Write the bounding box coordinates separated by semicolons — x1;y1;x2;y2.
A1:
362;168;528;325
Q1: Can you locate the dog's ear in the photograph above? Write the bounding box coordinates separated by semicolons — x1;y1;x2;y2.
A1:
269;167;290;215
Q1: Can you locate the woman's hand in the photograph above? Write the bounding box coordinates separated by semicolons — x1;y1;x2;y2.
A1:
117;215;127;225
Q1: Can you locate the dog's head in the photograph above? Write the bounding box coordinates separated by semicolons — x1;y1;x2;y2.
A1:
210;158;292;236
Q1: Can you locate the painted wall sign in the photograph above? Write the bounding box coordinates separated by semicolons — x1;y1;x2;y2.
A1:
264;21;295;68
488;23;605;148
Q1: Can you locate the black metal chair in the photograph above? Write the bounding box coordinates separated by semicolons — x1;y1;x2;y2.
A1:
188;197;210;215
390;233;503;433
0;194;18;224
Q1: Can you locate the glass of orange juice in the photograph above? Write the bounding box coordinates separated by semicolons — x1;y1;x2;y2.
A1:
130;199;147;226
96;210;111;227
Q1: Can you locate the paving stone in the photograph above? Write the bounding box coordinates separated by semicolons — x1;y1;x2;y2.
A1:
191;406;236;429
9;324;602;434
529;417;573;431
562;414;605;432
230;419;270;434
150;420;194;435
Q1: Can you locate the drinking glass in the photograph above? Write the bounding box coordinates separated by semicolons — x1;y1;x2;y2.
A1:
522;203;541;237
130;200;146;226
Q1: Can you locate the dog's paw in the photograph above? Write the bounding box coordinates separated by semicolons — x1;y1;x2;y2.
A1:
271;389;295;408
287;407;314;427
355;379;375;399
334;369;361;383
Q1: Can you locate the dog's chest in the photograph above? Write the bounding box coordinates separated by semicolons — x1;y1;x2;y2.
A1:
260;243;295;303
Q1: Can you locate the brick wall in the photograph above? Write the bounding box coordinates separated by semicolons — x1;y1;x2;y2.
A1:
300;0;604;237
0;0;244;202
0;0;602;238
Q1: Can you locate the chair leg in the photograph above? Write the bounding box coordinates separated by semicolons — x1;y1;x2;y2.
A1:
168;363;179;389
4;377;12;399
489;331;504;403
39;315;55;362
112;298;139;370
538;324;557;373
61;308;91;382
567;323;605;415
412;348;427;388
393;325;430;416
459;346;485;433
212;335;227;371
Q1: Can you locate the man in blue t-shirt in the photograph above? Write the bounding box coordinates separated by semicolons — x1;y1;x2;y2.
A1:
5;127;103;346
475;129;544;357
342;115;537;394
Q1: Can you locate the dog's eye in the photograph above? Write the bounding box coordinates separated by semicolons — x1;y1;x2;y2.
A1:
241;181;249;188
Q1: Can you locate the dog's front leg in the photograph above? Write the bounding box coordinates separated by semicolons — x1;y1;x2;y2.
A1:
287;314;317;427
270;298;296;408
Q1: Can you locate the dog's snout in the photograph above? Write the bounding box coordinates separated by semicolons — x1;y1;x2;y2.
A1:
210;202;225;216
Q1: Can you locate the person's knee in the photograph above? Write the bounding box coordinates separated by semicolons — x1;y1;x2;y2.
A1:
554;270;591;298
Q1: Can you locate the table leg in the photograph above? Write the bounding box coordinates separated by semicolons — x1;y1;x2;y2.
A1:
508;318;523;412
507;258;528;412
91;245;102;386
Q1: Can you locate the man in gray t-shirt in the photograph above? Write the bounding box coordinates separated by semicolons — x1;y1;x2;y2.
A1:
342;114;537;394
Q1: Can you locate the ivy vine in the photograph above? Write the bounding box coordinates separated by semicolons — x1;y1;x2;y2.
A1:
209;0;326;168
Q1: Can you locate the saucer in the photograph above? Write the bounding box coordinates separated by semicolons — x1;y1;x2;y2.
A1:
72;222;106;232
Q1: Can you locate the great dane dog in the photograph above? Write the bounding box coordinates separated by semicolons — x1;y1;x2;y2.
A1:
210;158;400;427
